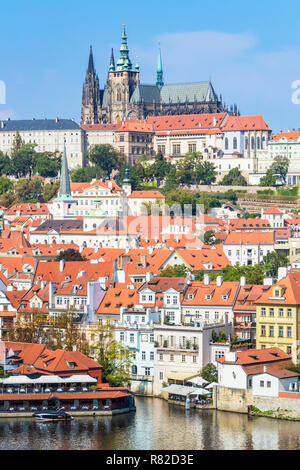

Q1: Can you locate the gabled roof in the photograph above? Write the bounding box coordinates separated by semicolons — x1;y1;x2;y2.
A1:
254;272;300;305
217;347;290;365
221;115;271;132
224;231;274;245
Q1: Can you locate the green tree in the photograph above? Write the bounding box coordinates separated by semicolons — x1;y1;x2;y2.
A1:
159;265;189;277
200;363;218;383
204;230;216;245
42;181;60;202
15;178;43;202
11;131;23;156
262;251;289;278
0;151;12;176
260;156;289;186
55;248;86;261
92;321;133;387
148;151;172;187
198;160;217;185
11;143;36;178
220;168;247;186
33;152;61;178
0;177;13;195
117;164;142;190
71;166;104;183
88;144;125;179
163;165;179;192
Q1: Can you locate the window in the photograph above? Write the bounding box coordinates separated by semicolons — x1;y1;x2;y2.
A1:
193;356;197;363
233;137;237;150
188;143;196;153
261;308;266;316
287;326;292;337
279;308;283;317
182;355;186;362
287;346;292;354
224;137;228;150
279;326;283;337
130;334;134;343
260;381;264;387
170;354;174;362
269;326;274;337
142;351;146;360
269;308;274;317
145;367;151;376
159;354;163;361
150;352;154;361
159;371;164;380
261;325;266;337
287;309;292;317
120;332;125;341
267;381;271;388
172;144;181;155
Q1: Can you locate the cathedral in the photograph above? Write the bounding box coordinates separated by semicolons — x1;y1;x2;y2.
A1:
81;26;239;125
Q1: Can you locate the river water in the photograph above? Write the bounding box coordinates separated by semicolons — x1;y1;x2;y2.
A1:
0;396;300;450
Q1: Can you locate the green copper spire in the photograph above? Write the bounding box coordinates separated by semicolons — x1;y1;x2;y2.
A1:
55;142;75;201
123;167;131;184
156;46;164;90
116;23;133;71
109;48;115;72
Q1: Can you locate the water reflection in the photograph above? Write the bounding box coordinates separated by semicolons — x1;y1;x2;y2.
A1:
0;397;299;450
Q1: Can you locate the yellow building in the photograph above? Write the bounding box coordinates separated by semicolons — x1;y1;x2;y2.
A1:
255;273;300;363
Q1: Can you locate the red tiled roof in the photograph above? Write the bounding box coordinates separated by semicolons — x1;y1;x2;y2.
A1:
217;347;290;365
221;115;271;132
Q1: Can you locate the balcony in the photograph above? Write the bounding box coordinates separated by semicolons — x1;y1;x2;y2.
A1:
155;342;199;352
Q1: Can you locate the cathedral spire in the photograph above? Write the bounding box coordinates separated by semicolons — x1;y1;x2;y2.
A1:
156;46;164;90
88;45;95;73
109;48;115;72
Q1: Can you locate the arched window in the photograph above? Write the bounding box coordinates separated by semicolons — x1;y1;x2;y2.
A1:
245;137;248;150
257;137;260;149
233;137;237;150
262;136;266;148
251;136;255;150
225;137;228;150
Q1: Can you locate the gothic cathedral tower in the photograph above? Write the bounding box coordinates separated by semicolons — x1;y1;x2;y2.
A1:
105;24;140;123
81;46;102;124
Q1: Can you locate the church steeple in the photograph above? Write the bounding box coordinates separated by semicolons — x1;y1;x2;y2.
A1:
156;46;164;90
57;142;74;201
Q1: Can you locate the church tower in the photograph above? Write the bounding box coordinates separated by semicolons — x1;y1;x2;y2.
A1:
105;24;140;123
52;143;77;219
81;46;102;124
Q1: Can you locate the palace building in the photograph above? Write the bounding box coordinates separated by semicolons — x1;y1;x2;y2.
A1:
81;25;239;125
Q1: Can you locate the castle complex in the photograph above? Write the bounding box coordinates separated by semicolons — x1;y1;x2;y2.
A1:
81;25;239;124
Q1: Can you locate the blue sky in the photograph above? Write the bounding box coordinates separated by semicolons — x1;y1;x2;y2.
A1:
1;0;300;132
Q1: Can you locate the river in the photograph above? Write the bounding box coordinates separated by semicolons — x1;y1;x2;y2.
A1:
0;396;300;450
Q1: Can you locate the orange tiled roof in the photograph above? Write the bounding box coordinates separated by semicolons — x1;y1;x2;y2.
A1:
272;131;300;142
224;231;274;245
221;115;271;132
217;347;290;365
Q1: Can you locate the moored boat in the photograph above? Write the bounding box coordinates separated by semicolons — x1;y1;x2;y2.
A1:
32;410;73;421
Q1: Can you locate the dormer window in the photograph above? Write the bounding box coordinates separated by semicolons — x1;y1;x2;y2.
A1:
222;295;228;301
205;294;212;300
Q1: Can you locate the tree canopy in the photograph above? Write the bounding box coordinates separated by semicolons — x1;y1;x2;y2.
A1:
88;144;126;179
260;156;289;187
220;168;248;186
55;248;86;262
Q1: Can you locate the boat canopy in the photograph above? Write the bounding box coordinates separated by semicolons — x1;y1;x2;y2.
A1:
1;374;97;385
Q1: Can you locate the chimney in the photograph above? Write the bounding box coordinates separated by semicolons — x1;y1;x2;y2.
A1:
1;121;4;129
148;246;153;255
55;117;59;123
240;276;246;287
263;277;273;286
98;276;107;290
140;254;147;268
277;267;288;282
216;275;223;287
49;281;56;308
59;259;65;273
263;365;267;373
204;274;211;286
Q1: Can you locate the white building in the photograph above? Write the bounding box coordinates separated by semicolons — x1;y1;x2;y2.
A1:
223;231;274;266
217;347;296;398
0;118;84;169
